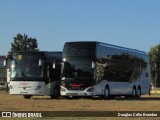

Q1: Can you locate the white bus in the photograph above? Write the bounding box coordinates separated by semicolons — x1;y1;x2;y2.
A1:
4;51;62;99
60;41;151;98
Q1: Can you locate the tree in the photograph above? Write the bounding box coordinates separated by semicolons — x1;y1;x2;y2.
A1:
148;44;160;87
8;33;39;56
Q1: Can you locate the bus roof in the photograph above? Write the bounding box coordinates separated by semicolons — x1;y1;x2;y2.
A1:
65;41;147;55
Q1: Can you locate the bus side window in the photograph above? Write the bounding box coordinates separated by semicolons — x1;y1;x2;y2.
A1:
95;60;107;83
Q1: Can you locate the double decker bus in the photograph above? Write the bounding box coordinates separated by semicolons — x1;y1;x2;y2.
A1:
60;41;150;98
4;51;62;99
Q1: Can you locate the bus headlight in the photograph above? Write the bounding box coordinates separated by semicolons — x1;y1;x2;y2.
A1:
61;86;66;92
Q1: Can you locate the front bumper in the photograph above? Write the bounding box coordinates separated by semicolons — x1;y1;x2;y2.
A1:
60;86;93;96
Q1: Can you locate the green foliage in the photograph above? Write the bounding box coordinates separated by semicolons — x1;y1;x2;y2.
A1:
8;33;39;56
148;44;160;87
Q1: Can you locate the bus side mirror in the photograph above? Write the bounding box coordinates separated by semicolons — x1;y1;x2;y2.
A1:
53;61;56;69
92;61;95;69
39;59;43;67
3;59;7;67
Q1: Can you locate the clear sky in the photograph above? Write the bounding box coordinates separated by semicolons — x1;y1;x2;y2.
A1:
0;0;160;55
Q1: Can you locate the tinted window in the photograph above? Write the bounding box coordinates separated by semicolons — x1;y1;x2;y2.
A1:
62;59;93;80
95;45;147;83
95;58;143;82
11;54;43;80
63;42;96;57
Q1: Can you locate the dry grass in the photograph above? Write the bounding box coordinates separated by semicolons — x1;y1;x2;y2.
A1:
0;90;160;119
1;90;160;111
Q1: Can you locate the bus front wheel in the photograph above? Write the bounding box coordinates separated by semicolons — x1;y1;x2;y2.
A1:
51;87;60;99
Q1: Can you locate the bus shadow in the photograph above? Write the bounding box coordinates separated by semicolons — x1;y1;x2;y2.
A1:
135;96;160;101
31;95;160;101
113;95;160;101
92;95;160;101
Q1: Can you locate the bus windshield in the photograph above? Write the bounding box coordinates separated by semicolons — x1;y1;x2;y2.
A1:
11;54;43;80
61;59;93;81
63;43;95;57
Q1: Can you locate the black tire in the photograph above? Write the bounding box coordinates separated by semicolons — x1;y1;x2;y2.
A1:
51;87;60;99
136;88;141;98
104;87;110;99
23;95;32;99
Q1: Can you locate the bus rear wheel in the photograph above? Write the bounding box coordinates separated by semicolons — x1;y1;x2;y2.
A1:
136;88;141;98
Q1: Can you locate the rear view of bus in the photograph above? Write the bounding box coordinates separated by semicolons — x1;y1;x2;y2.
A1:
61;42;96;97
8;51;62;99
